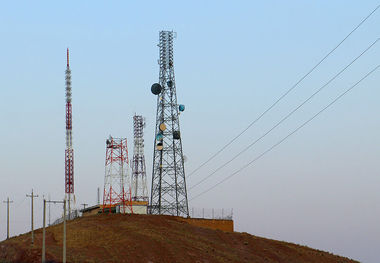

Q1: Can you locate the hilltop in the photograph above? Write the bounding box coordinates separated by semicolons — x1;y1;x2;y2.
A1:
0;214;358;263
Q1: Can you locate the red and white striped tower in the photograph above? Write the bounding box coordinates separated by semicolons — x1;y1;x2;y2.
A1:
65;48;74;217
103;136;133;214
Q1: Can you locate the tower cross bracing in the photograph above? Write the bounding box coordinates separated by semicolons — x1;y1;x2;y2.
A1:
150;31;189;217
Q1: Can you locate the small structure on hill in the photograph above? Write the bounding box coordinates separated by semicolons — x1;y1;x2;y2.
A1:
117;201;148;214
81;201;149;216
81;205;100;217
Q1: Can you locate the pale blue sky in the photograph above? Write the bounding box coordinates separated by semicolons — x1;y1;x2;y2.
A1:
0;1;380;262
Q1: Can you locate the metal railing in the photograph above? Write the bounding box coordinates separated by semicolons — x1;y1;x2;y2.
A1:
51;209;80;225
190;207;233;220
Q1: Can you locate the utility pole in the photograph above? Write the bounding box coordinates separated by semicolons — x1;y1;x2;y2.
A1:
3;197;13;239
81;203;88;210
48;194;51;226
63;199;67;263
26;189;39;244
42;198;66;263
97;187;100;205
42;199;46;263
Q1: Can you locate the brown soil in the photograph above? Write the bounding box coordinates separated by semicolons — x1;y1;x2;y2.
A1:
0;214;358;263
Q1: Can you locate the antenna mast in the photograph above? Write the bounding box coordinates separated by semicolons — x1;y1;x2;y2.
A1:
132;115;148;202
65;48;74;218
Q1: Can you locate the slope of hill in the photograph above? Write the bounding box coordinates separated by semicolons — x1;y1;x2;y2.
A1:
0;214;358;263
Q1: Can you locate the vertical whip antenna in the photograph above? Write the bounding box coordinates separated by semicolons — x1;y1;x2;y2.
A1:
67;48;69;68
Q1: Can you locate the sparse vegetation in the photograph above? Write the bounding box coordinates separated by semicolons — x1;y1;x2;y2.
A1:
0;214;359;263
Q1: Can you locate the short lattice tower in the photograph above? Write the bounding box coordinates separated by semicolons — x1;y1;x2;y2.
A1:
103;136;133;213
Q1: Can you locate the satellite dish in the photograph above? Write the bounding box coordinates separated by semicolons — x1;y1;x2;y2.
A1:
156;133;163;141
156;142;163;151
179;104;185;112
151;83;162;95
167;80;173;87
173;131;180;140
159;123;166;131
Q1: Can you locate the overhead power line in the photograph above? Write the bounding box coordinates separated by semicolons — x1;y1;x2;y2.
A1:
188;4;380;178
190;64;380;201
189;38;379;190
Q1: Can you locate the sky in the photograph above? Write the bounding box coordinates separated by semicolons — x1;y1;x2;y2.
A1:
0;1;379;262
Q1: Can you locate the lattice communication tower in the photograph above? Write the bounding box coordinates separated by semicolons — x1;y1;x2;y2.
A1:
150;31;189;216
65;48;74;216
103;136;133;213
132;115;148;202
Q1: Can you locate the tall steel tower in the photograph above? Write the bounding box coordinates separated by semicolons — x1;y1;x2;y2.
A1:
65;48;74;216
103;136;133;213
132;115;148;202
150;31;189;217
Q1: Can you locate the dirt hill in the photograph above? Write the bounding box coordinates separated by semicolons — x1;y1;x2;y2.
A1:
0;214;358;263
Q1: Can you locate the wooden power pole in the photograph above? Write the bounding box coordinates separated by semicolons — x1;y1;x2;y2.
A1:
3;197;13;239
26;189;39;244
42;198;67;263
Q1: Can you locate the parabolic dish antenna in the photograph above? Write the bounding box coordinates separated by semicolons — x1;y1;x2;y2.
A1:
159;123;166;131
151;83;162;95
